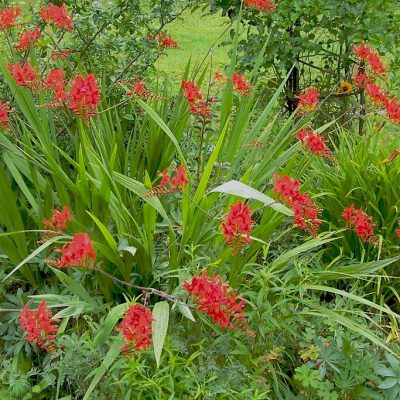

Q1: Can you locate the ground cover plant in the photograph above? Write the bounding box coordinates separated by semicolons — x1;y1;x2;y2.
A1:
1;1;400;399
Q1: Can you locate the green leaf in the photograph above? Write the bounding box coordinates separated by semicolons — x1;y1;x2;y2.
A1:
152;301;170;368
209;180;293;216
83;339;121;400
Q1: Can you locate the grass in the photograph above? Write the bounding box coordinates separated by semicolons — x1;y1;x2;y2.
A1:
155;9;231;84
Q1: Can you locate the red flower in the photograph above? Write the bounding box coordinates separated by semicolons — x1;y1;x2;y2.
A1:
354;70;370;88
15;27;41;51
274;173;321;236
183;271;249;331
0;100;11;130
221;200;255;252
365;83;388;106
214;72;226;82
18;300;59;353
39;3;73;31
157;32;178;48
232;73;252;96
0;6;20;30
118;304;155;352
147;165;189;196
126;79;160;100
43;205;73;232
297;129;332;159
243;0;276;13
273;173;300;201
342;204;376;243
7;61;37;87
386;98;400;124
297;88;319;112
44;68;67;100
352;43;372;61
189;100;213;118
50;49;73;61
49;233;96;268
182;80;203;103
367;52;386;76
68;73;100;123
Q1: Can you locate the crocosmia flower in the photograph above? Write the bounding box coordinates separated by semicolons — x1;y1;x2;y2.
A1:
365;83;388;106
297;129;332;159
386;98;400;125
0;6;20;30
221;200;255;253
157;32;178;48
44;68;67;100
7;61;37;87
183;271;251;333
352;43;372;61
182;80;203;103
0;100;11;130
39;3;73;31
147;164;189;196
68;73;100;123
19;301;59;353
232;73;252;96
274;173;321;236
48;232;96;268
342;204;376;244
297;88;319;112
15;27;41;51
354;70;370;88
43;205;73;232
243;0;276;13
118;304;155;352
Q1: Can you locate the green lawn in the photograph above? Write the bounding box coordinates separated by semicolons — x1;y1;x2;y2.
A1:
155;9;230;83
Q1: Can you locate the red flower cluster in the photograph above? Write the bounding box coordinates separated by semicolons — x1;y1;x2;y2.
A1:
297;129;332;159
386;98;400;124
352;42;400;125
146;165;188;196
353;70;370;88
40;3;73;31
0;6;20;30
156;32;178;48
365;83;388;106
126;79;160;100
44;68;67;100
43;206;73;232
352;43;386;76
0;100;11;130
68;74;100;123
182;80;203;103
19;301;59;353
342;204;376;244
243;0;276;13
232;73;252;96
118;304;155;352
7;61;37;87
183;271;248;331
48;232;96;269
221;200;255;253
182;80;212;117
15;27;41;51
297;88;319;113
274;173;321;236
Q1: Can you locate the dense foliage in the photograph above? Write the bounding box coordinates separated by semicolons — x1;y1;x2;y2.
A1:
1;1;400;399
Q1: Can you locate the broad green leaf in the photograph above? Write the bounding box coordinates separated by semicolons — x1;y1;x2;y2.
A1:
210;180;293;216
152;301;170;368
